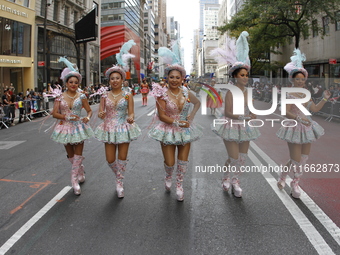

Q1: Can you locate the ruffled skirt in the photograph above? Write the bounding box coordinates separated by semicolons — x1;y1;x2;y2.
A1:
148;122;203;145
211;117;261;142
276;119;324;144
94;122;141;144
51;120;94;145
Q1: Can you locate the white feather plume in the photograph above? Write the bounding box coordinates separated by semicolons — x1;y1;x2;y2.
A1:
236;31;250;65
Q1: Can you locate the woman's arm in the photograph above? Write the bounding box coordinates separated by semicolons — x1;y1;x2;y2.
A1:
309;90;331;113
98;96;106;119
127;93;134;124
52;99;66;120
81;98;92;124
187;92;201;122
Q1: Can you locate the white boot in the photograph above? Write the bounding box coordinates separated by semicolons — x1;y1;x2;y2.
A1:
176;160;188;201
164;163;174;191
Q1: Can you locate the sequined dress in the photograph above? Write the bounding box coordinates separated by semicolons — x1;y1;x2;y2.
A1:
94;91;141;144
148;85;203;145
51;93;94;144
211;89;261;142
276;94;324;144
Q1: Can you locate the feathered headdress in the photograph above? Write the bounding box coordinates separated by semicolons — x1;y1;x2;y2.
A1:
284;48;308;83
210;37;236;66
59;57;82;84
105;40;136;80
158;40;186;78
228;31;251;77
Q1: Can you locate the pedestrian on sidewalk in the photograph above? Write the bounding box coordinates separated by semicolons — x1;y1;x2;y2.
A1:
94;40;141;199
211;31;260;198
148;46;203;202
50;57;94;196
276;49;331;199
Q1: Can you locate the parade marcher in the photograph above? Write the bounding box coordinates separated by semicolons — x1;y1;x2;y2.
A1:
140;78;149;106
123;81;132;93
211;31;260;198
206;78;223;115
94;40;141;198
51;57;94;195
148;46;203;201
276;49;331;199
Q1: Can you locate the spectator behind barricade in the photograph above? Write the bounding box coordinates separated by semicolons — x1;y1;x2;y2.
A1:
26;88;30;96
24;94;32;118
17;92;25;123
9;83;15;95
42;88;50;111
9;93;16;125
313;85;324;99
2;89;10;119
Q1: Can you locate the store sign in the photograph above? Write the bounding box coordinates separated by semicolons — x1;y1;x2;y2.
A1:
329;59;337;64
38;61;45;67
0;4;29;18
0;59;22;64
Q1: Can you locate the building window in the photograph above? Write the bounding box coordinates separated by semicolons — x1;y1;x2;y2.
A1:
323;16;330;34
312;20;318;37
336;11;340;31
74;11;78;28
0;18;31;57
23;0;30;7
64;6;70;26
53;1;59;22
40;0;46;16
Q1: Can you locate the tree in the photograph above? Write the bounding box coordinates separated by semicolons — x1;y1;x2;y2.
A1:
219;0;340;49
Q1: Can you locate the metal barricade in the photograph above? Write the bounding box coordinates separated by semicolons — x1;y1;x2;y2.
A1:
325;101;340;122
0;106;10;129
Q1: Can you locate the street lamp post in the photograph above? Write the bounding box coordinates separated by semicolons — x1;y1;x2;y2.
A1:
43;1;51;89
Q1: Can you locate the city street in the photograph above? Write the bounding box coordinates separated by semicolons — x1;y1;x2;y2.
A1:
0;90;340;255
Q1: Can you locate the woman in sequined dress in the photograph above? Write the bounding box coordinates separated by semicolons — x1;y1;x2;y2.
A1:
51;60;93;195
94;66;141;198
140;78;149;106
276;49;331;199
148;64;203;201
211;31;260;198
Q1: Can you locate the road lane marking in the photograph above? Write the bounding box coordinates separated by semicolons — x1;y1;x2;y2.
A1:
248;150;335;255
250;141;340;246
0;141;26;150
0;186;71;255
147;109;155;116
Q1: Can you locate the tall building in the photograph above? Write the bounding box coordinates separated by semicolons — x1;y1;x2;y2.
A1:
148;0;168;79
101;0;145;83
204;4;219;40
143;6;155;79
199;0;219;47
35;0;100;90
197;3;219;77
0;0;36;93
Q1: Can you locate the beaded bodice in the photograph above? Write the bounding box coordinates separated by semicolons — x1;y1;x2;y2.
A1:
102;91;129;125
162;88;190;121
